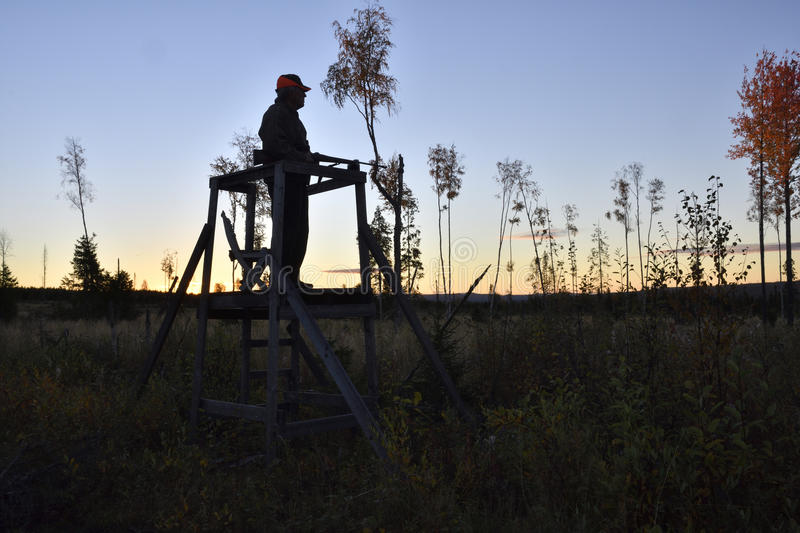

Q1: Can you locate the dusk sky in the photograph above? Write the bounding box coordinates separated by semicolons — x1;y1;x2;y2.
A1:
1;0;798;293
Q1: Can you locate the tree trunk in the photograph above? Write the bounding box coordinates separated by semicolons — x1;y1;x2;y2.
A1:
784;179;794;324
437;192;444;304
758;159;766;323
447;196;453;311
394;156;404;299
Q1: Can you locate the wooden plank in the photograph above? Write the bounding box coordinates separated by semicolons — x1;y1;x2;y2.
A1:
295;334;329;387
307;179;352;196
213;165;275;190
248;369;293;380
284;391;378;411
191;182;219;434
285;281;389;463
355;182;379;398
241;188;255;402
266;163;285;463
241;183;256;403
212;160;366;190
360;223;478;427
244;183;256;250
240;318;251;403
280;414;359;439
289;319;300;391
283;161;366;183
206;302;376;320
200;398;267;422
137;224;210;394
208;289;371;306
247;338;294;348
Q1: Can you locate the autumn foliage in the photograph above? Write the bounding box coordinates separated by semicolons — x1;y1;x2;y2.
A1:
729;49;800;323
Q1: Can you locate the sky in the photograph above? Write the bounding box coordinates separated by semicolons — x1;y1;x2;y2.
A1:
1;0;798;294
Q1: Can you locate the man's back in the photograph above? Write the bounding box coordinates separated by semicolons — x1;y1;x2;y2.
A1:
258;100;310;163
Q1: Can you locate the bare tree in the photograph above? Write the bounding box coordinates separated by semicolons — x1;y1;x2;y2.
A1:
42;244;47;288
491;159;521;315
514;165;546;294
644;178;665;288
624;162;645;290
58;137;94;240
590;222;610;294
428;144;464;305
160;250;176;291
606;170;632;292
562;204;579;293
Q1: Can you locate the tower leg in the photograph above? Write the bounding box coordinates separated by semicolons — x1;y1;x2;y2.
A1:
355;182;379;398
240;319;251;403
191;181;219;437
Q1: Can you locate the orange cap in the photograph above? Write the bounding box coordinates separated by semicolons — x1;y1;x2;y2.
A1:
276;74;311;92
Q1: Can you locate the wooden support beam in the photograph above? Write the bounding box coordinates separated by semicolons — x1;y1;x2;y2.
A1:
248;369;293;380
294;335;330;387
191;182;219;434
281;414;359;439
284;391;378;411
212;161;366;191
241;183;256;402
265;163;286;462
306;179;352;196
240;318;251;403
284;281;389;463
359;223;478;427
289;320;300;409
355;182;379;398
247;338;294;348
137;223;210;394
200;398;267;422
206;301;375;321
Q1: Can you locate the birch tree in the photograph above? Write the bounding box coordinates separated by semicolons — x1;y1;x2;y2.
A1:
428;144;464;304
58;137;94;240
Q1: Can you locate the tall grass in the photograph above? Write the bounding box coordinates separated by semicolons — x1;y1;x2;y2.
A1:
1;292;799;531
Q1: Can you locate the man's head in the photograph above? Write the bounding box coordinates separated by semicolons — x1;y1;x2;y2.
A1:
276;74;311;111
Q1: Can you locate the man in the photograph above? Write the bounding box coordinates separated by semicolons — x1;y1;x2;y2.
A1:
258;74;317;288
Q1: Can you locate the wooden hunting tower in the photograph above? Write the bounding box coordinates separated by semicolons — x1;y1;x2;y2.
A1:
139;156;472;463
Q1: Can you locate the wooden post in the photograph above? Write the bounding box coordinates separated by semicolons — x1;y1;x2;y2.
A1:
284;281;389;464
359;223;478;427
191;180;219;435
266;162;286;461
138;224;210;394
240;184;257;403
355;181;379;398
288;319;300;419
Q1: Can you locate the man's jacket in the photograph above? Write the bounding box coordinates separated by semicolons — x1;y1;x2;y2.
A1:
258;100;311;163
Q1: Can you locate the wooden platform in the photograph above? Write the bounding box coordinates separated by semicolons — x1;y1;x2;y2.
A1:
205;289;375;320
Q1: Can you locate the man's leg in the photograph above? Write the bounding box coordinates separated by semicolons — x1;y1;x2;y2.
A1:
281;174;310;284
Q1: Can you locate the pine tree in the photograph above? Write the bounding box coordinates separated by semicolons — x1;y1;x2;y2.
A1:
0;230;18;288
401;186;424;293
367;206;392;294
62;234;104;291
0;263;17;288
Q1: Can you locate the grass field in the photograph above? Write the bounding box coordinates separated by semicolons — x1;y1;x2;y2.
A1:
1;288;799;531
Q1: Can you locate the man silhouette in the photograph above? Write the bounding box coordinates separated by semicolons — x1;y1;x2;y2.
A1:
258;74;316;288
